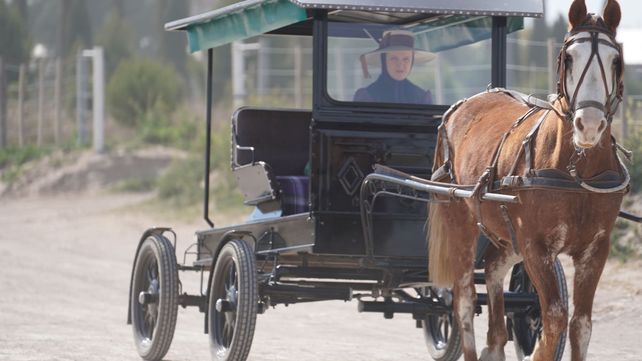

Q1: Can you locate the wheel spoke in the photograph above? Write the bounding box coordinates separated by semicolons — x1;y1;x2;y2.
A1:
443;318;449;342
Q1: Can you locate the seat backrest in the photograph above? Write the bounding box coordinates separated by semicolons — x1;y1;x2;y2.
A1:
233;107;311;176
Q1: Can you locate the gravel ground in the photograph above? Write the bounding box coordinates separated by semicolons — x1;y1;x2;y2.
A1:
0;194;640;361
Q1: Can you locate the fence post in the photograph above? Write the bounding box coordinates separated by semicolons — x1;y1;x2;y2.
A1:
76;52;87;146
37;58;44;146
91;47;105;153
547;38;556;95
54;58;62;145
18;64;25;147
0;57;5;149
294;40;303;108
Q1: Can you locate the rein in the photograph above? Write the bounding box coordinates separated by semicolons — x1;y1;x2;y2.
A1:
557;22;624;124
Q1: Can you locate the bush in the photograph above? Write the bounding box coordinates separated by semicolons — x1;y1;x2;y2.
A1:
107;57;183;128
138;108;198;150
624;128;642;194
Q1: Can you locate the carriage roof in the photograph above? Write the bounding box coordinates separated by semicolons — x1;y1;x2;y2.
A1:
165;0;543;53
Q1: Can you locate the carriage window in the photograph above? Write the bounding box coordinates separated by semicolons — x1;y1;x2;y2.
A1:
236;34;312;109
326;17;496;106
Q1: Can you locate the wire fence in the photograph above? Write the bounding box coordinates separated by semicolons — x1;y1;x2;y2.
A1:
1;36;642;150
0;55;93;149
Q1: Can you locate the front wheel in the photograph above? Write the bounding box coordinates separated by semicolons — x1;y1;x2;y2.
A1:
421;287;463;361
208;239;258;361
130;234;179;361
507;258;567;361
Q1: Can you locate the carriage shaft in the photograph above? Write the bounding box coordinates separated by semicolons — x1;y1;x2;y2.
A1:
365;173;518;203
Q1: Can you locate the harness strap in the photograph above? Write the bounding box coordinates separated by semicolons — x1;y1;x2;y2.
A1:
523;110;551;175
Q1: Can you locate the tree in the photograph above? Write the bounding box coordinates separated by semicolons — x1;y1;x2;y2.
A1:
0;1;30;66
157;0;190;76
0;0;30;148
96;11;135;77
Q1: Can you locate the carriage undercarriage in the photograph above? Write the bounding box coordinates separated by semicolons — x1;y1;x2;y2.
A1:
128;163;569;361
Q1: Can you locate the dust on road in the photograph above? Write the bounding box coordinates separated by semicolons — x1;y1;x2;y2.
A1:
0;194;640;360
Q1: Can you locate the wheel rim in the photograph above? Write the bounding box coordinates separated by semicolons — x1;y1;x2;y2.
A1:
428;313;452;352
422;287;459;359
212;257;239;354
509;263;542;357
134;250;161;346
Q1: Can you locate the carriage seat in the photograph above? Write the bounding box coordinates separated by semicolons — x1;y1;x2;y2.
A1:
232;107;311;216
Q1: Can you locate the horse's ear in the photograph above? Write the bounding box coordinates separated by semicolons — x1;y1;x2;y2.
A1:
603;0;621;34
568;0;587;29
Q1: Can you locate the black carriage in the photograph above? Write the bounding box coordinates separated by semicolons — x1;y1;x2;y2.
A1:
127;1;568;360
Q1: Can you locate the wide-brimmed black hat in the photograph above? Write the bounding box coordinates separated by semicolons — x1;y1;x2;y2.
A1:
360;30;436;78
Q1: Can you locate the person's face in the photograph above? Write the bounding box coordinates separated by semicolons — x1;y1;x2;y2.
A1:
385;50;413;81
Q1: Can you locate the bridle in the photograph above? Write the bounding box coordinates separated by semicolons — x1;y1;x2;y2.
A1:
557;18;624;124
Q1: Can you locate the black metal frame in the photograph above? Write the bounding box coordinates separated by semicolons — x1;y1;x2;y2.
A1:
188;9;543;322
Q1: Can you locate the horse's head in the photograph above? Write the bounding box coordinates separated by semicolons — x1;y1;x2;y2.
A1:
558;0;624;149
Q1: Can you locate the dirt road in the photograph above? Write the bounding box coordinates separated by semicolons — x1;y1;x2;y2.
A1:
0;194;640;361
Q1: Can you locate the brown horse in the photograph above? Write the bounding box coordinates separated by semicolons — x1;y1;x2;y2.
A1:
428;1;627;361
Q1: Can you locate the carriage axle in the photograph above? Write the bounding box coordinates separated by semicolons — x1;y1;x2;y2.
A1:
358;291;539;320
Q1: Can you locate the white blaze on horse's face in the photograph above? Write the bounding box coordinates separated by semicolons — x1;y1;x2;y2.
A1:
565;32;620;149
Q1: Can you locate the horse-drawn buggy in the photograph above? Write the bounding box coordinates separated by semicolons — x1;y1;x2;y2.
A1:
128;1;636;360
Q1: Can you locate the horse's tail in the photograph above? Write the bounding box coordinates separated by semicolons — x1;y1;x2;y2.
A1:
428;203;455;288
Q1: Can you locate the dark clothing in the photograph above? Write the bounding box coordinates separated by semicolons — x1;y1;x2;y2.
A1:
354;53;433;104
353;72;433;104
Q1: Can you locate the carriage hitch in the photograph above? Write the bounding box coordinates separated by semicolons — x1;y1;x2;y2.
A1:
619;210;642;223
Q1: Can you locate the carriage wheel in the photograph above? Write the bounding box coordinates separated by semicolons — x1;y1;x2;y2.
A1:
130;234;179;361
208;239;258;361
507;258;567;361
421;287;463;361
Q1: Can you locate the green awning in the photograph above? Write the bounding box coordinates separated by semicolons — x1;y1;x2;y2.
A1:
166;0;308;53
413;16;524;53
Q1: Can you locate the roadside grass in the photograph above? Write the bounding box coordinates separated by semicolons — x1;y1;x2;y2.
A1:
0;143;83;185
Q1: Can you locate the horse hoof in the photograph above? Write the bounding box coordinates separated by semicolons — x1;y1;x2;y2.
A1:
479;347;505;361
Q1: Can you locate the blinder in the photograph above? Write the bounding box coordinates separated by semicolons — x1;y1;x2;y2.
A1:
557;18;624;124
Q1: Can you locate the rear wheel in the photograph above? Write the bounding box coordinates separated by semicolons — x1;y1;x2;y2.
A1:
130;234;179;361
421;287;462;361
507;258;567;361
208;239;258;361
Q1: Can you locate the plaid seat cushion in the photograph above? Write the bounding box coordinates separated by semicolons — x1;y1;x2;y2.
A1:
276;176;309;215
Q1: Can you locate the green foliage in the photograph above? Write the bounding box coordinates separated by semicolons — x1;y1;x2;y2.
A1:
0;145;48;184
155;122;242;210
610;219;637;262
110;177;156;193
0;145;48;170
0;1;30;71
138;107;198;150
157;156;204;207
95;11;135;77
624;128;642;194
107;57;183;128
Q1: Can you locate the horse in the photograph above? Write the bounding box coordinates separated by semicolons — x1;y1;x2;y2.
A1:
427;1;627;360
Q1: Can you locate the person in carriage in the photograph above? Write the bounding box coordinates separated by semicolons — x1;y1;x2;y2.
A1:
355;29;435;104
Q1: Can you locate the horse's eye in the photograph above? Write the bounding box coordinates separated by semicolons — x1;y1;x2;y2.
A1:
565;55;573;66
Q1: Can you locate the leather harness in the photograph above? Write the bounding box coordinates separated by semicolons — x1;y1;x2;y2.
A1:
433;19;630;255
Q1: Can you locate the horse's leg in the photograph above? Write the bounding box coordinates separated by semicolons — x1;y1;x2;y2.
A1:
480;247;521;361
521;241;568;361
450;227;480;361
569;233;609;361
428;200;479;361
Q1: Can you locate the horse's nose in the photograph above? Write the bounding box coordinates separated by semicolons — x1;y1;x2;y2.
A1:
574;117;606;133
574;117;585;131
